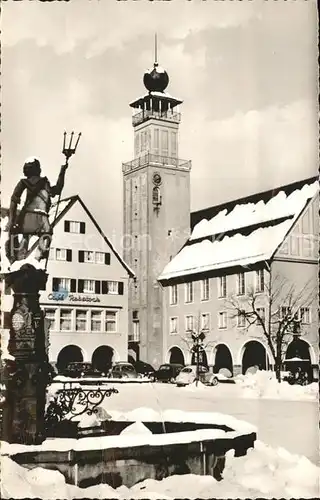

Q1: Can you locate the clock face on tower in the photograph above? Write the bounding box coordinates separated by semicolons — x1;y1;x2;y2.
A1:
152;172;162;186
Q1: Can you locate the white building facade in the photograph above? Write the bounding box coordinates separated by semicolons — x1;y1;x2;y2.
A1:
1;196;134;372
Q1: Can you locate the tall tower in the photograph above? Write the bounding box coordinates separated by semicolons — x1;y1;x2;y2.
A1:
123;41;191;367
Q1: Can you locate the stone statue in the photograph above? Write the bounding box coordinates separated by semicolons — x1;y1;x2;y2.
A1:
5;157;68;266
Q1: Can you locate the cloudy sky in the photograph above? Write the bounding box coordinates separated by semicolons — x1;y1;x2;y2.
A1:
2;0;318;239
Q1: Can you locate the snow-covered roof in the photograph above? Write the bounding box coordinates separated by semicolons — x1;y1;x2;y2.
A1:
159;178;318;281
191;181;318;241
159;220;293;280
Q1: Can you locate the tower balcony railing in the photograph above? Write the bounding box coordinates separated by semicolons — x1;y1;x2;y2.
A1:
132;109;181;126
122;153;191;173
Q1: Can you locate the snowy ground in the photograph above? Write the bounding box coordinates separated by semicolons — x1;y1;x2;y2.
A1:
1;374;318;498
48;376;318;465
1;440;319;499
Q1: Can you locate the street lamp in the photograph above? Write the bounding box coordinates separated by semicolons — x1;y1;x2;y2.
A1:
190;331;206;385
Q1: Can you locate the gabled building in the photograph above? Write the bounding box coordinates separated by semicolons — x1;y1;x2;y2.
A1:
1;196;134;372
158;177;319;377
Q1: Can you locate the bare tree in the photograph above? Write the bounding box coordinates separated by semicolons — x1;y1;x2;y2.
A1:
225;267;316;382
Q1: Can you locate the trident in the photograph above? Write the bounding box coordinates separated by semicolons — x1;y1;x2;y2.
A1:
45;131;81;270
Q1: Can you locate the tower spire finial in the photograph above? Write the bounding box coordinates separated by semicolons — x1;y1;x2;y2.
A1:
154;33;158;65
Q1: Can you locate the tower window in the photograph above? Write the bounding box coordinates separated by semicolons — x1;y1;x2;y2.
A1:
135;133;140;157
152;187;161;205
161;130;168;156
154;128;159;153
171;131;177;157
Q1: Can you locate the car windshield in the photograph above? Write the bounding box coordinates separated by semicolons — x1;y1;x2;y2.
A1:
181;368;192;373
122;365;135;372
159;365;170;370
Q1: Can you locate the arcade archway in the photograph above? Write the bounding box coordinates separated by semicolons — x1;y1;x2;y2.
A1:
168;346;185;365
241;340;269;374
285;338;313;381
56;345;83;372
92;345;114;373
213;344;233;375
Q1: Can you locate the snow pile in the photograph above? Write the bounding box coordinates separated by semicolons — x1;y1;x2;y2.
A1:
120;421;152;435
160;219;292;279
235;371;318;401
190;181;318;241
2;441;319;499
0;456;71;500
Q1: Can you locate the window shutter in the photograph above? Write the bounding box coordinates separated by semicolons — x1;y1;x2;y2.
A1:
80;222;86;234
95;281;101;294
64;221;70;232
105;253;111;265
66;249;72;262
78;279;84;293
102;281;109;294
78;251;84;263
52;278;59;292
118;282;124;295
70;279;77;292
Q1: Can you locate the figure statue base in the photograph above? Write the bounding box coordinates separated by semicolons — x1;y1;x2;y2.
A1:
1;264;51;445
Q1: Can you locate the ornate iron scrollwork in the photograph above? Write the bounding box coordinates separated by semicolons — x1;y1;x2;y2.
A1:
44;384;118;435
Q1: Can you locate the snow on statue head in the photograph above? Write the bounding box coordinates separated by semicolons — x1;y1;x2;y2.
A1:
23;157;41;178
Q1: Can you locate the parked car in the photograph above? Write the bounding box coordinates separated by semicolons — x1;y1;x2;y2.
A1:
207;366;235;384
62;362;104;378
175;365;219;387
153;363;184;383
108;362;139;379
134;361;155;378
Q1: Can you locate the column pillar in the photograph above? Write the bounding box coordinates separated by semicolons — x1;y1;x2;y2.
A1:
1;264;51;445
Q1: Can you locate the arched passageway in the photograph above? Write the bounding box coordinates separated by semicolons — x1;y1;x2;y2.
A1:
286;338;311;361
91;345;114;373
191;348;208;368
168;346;185;365
241;341;269;375
213;344;233;375
285;338;313;382
56;345;83;372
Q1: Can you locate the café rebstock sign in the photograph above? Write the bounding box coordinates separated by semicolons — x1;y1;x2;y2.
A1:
48;289;101;303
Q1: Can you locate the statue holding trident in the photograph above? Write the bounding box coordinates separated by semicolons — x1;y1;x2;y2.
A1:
1;132;81;445
5;132;81;268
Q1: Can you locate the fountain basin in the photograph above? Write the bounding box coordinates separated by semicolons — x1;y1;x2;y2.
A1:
2;411;256;489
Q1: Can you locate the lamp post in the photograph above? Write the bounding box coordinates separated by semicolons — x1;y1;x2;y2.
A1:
191;331;206;386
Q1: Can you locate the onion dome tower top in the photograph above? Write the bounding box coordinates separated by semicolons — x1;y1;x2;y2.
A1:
129;34;182;120
143;34;169;93
143;63;169;93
